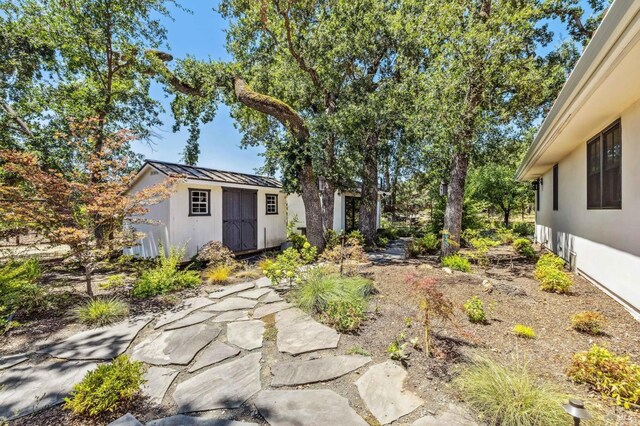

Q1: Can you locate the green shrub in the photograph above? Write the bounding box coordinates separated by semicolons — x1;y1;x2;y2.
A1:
513;238;536;259
132;247;201;298
406;233;440;258
0;258;45;328
513;324;536;339
387;338;408;361
77;298;129;327
567;344;640;410
442;254;471;272
377;226;399;241
454;358;568;426
468;237;498;266
99;275;127;290
464;296;487;323
262;242;317;285
571;311;606;335
535;265;572;293
535;253;565;271
495;228;516;244
512;222;535;237
323;299;365;332
64;355;145;416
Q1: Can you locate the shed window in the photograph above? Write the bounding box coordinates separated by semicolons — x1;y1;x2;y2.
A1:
553;164;558;211
587;120;621;209
189;189;210;216
266;194;278;215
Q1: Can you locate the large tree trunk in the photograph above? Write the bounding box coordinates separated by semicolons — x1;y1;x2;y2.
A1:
299;161;326;251
359;132;379;246
319;177;335;236
503;209;510;228
442;151;469;257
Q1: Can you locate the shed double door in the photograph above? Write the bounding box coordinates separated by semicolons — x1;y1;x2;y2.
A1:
222;188;257;252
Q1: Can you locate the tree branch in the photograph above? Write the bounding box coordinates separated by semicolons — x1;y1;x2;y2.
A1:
0;101;33;137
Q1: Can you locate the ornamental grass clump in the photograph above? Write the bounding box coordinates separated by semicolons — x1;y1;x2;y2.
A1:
534;253;572;293
76;298;129;327
567;344;640;410
571;311;606;335
203;265;231;283
64;355;145;416
454;358;568;426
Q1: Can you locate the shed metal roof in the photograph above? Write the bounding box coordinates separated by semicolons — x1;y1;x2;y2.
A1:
144;160;282;188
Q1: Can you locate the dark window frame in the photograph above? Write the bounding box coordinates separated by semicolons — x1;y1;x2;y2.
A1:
587;119;622;210
553;164;558;211
265;193;278;215
536;180;540;211
188;188;211;216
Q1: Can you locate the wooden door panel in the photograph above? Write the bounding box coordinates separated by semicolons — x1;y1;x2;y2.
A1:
223;188;257;252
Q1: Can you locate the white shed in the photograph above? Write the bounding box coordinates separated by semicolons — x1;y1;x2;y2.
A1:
126;160;287;259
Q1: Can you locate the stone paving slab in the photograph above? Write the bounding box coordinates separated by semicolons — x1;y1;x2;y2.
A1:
261;290;282;303
0;359;96;420
147;415;258;426
212;310;251;322
188;342;240;373
271;355;371;386
132;323;220;365
155;297;214;329
108;413;143;426
236;288;270;299
275;308;340;355
254;277;272;288
411;404;478;426
142;366;179;405
227;320;264;350
39;317;150;360
355;361;424;424
254;389;368;426
0;352;28;370
173;353;262;412
207;297;258;312
165;311;216;331
208;282;255;299
252;301;291;319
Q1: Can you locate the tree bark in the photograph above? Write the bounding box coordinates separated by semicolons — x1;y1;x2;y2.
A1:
359;132;379;246
503;209;510;228
85;264;94;297
319;177;335;236
299;160;326;251
442;151;469;256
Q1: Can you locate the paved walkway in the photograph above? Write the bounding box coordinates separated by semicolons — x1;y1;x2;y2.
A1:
0;276;476;425
368;239;408;264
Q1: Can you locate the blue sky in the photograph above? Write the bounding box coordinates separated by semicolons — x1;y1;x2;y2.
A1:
133;1;589;174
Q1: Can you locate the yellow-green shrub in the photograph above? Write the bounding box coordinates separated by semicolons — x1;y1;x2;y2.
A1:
464;296;488;323
567;344;640;410
571;311;606;335
513;324;535;339
442;254;471;272
132;246;201;298
64;355;145;416
513;238;536;259
534;253;571;293
535;253;565;271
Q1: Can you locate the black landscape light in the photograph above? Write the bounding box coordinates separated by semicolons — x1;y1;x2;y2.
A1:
563;399;591;425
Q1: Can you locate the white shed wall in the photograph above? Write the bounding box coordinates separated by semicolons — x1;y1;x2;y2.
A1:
535;99;640;316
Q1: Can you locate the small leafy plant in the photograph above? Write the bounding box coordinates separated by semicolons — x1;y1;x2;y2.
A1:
406;233;440;258
132;246;201;298
323;299;365;332
513;238;536;259
512;222;535;237
442;254;471;272
535;253;565;270
64;355;145;416
387;338;408;361
513;324;536;339
76;298;129;327
464;296;489;323
534;253;572;293
571;311;606;335
567;344;640;410
99;275;126;290
347;346;371;356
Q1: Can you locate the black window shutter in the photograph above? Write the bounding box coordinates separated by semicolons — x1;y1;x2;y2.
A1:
553;164;558;211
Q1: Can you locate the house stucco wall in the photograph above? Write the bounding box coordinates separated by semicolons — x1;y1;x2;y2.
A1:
535;99;640;316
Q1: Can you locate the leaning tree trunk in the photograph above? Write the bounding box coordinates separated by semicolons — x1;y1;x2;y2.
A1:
442;151;469;257
299;161;326;251
359;132;379;246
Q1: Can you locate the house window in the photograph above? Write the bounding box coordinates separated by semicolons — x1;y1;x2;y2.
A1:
553;164;558;211
189;189;210;216
587;120;621;209
345;196;361;232
266;194;278;215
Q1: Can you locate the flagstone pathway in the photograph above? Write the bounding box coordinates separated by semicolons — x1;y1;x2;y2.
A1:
0;277;475;425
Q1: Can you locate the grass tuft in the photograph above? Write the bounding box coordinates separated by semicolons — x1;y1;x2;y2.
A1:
513;324;536;339
76;298;129;326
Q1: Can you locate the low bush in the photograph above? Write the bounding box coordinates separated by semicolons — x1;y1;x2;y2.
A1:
132;247;201;298
99;275;127;290
0;258;45;328
571;311;606;335
77;298;129;327
513;238;536;259
467;237;498;267
464;296;488;323
442;254;471;272
512;222;535;237
320;238;368;264
203;265;231;283
513;324;536;339
406;233;440;258
454;358;568;426
323;299;365;332
194;240;236;269
495;228;516;244
535;253;565;271
376;226;399;241
567;344;640;410
64;355;145;416
263;242;317;286
535;266;572;293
